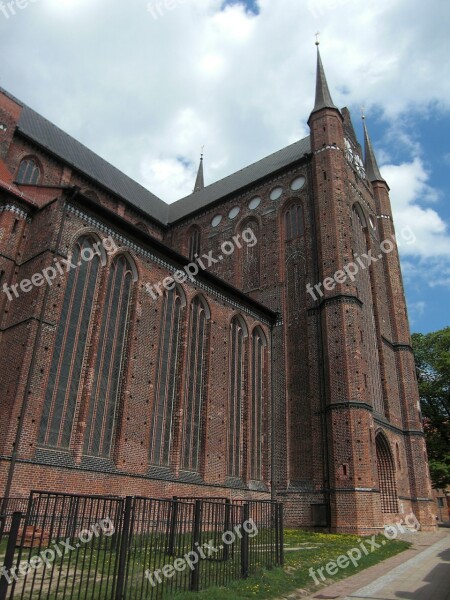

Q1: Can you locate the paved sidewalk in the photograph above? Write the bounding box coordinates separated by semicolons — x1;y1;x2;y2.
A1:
280;529;450;600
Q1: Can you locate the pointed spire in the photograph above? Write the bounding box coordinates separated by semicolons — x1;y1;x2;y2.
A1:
310;39;339;117
362;115;385;183
193;150;204;193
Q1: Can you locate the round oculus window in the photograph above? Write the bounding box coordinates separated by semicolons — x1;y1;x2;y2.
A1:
291;176;306;191
211;215;222;227
248;197;261;210
228;206;240;220
270;186;283;201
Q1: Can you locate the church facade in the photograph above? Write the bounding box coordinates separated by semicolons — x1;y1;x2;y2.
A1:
0;49;436;533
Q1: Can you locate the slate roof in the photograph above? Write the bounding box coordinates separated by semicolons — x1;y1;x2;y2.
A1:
15;102;169;223
363;119;385;183
310;46;339;116
2;86;311;225
169;136;311;222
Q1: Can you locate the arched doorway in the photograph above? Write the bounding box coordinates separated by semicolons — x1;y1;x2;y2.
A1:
376;432;399;513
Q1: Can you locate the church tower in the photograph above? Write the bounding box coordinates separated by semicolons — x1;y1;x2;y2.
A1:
303;43;435;531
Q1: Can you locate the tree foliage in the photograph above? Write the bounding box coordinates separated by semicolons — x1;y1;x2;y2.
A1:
412;327;450;491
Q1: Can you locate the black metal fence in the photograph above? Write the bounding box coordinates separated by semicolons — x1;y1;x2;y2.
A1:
0;491;283;600
0;499;29;536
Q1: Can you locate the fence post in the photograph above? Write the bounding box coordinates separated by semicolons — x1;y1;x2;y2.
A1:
223;499;231;561
0;511;22;600
167;497;178;556
115;496;133;600
241;503;250;579
278;503;284;567
0;498;8;545
189;500;202;592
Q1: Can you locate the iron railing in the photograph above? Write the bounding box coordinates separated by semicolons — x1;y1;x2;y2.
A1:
0;491;283;600
0;499;28;539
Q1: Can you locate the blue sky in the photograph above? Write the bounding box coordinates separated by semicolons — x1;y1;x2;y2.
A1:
0;0;448;334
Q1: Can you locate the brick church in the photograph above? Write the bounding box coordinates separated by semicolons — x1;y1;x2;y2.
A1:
0;47;436;532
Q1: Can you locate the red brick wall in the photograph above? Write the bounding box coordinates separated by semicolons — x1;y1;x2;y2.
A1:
0;87;436;532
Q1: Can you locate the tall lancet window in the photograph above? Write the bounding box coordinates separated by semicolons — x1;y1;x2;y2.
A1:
150;286;185;466
181;296;210;472
241;219;260;292
17;157;41;185
228;316;248;478
187;227;201;261
285;204;304;241
352;205;384;414
83;254;136;457
38;237;102;448
250;327;267;481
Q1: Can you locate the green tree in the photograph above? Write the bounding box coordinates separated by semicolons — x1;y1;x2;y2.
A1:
412;327;450;490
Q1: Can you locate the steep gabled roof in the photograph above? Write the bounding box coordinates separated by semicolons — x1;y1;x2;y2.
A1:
169;136;311;222
14;100;170;223
2;86;311;225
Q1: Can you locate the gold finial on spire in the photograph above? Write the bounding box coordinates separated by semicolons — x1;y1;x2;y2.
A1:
361;105;366;120
200;144;205;159
315;31;320;46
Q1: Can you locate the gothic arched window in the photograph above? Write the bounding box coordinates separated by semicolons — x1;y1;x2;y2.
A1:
285;204;304;241
352;205;384;414
16;157;40;185
38;237;102;448
228;316;247;478
241;220;260;292
181;296;210;472
150;286;185;466
187;227;201;261
83;254;136;457
376;433;399;513
250;327;267;480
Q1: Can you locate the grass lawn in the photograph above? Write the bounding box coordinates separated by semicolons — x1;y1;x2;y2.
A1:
170;529;411;600
0;529;410;599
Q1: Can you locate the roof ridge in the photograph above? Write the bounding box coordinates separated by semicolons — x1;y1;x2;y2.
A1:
19;105;164;201
2;86;312;226
172;136;311;206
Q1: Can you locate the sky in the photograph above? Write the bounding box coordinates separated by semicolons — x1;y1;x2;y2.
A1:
0;0;449;334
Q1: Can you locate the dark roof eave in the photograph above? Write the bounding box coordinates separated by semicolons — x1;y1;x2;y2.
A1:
169;138;312;225
15;126;169;230
169;156;310;225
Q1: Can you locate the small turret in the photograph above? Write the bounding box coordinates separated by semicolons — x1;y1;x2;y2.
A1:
193;152;204;193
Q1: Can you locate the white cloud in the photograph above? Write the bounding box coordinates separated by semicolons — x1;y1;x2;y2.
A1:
380;158;450;263
0;0;447;192
0;0;449;273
